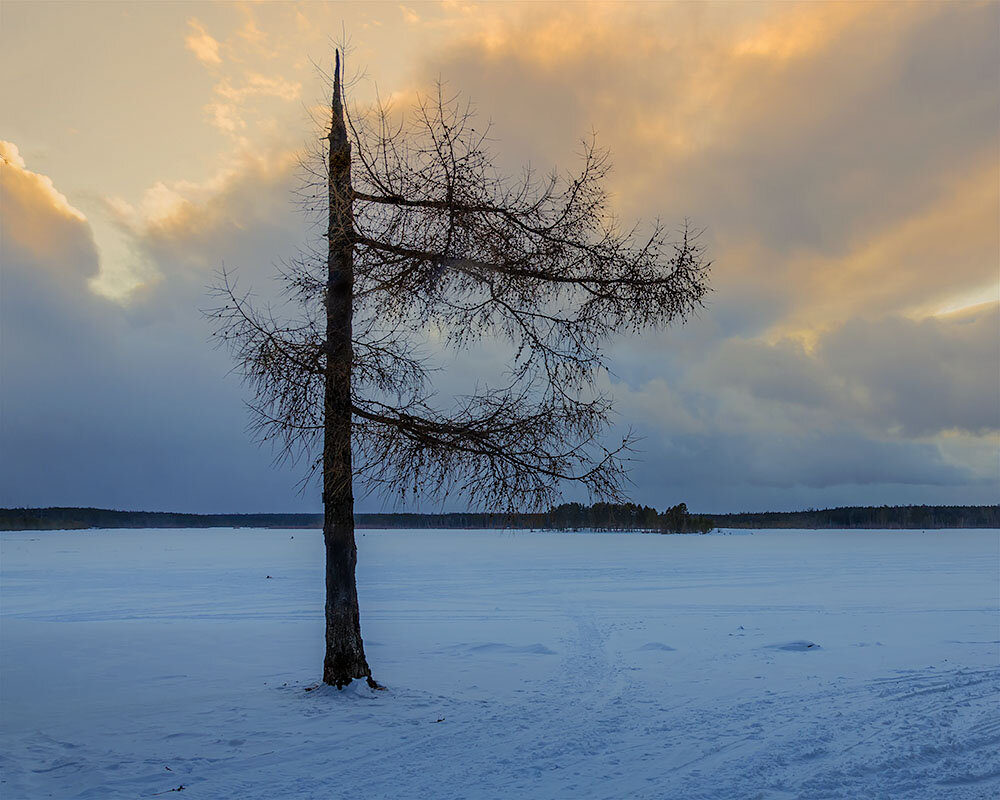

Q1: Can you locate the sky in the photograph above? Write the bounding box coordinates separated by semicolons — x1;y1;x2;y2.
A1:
1;1;998;514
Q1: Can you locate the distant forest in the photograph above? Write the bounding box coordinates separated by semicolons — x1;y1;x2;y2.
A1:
708;505;1000;530
2;503;997;532
0;503;709;533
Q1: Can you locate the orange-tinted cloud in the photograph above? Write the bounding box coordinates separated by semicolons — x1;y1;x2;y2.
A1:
0;141;98;286
185;19;222;65
419;0;998;336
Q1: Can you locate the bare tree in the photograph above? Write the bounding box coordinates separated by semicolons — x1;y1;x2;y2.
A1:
210;52;710;688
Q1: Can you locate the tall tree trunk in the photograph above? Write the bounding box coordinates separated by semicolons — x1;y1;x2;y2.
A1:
323;51;373;688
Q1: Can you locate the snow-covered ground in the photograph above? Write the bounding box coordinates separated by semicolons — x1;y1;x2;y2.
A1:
1;528;998;799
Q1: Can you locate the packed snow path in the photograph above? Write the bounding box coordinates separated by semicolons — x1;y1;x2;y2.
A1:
2;528;998;799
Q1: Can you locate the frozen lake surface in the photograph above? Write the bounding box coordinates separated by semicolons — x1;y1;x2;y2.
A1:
2;528;998;799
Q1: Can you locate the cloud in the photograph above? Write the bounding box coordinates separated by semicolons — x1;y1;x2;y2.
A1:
399;5;420;26
111;150;302;277
818;305;1000;438
205;73;302;136
0;146;314;513
3;2;997;514
185;19;222;65
732;3;866;61
367;0;999;511
665;431;969;491
600;303;998;511
425;0;999;332
181;10;302;136
681;304;1000;439
215;73;301;103
0;141;98;291
205;102;246;134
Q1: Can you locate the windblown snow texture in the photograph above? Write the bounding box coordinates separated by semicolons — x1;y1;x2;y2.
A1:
1;528;998;798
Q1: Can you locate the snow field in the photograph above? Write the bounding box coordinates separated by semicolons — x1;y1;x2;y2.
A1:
1;528;998;799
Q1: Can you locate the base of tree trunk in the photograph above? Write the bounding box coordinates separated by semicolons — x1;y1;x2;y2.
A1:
322;519;374;689
322;673;384;690
320;625;382;688
322;644;374;689
321;596;378;689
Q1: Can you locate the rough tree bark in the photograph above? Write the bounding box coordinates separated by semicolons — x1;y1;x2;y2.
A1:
322;52;373;688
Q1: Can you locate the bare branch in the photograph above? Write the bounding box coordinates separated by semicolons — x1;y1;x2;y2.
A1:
210;80;710;512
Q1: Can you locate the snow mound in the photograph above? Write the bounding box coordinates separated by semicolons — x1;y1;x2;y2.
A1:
767;640;822;651
301;681;384;700
465;642;556;655
638;642;677;651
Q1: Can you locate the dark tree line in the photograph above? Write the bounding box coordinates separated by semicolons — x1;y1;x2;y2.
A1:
541;502;713;533
711;505;1000;530
7;504;995;532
